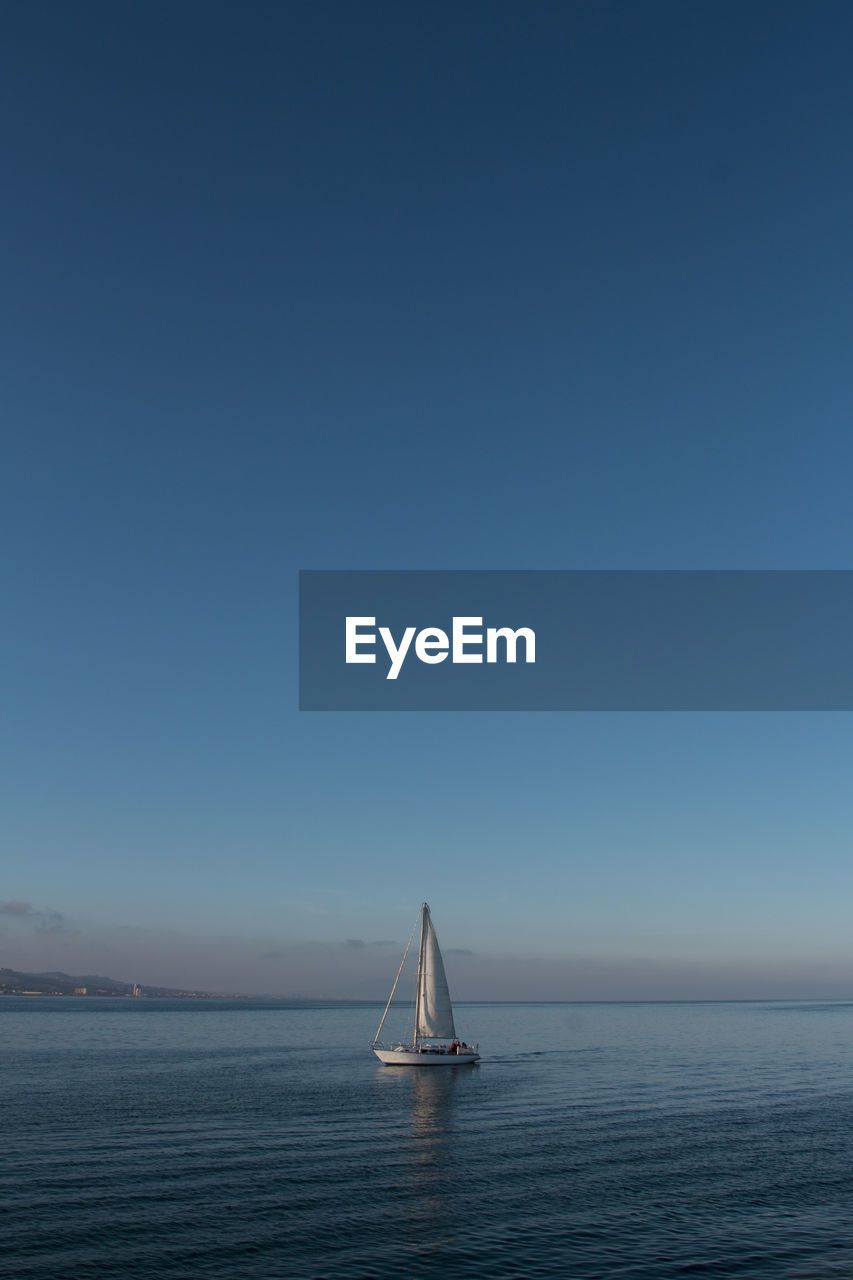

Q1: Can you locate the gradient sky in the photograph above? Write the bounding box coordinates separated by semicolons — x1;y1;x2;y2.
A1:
3;1;853;999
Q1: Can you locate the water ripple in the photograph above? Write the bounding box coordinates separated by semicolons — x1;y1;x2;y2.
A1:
4;999;853;1277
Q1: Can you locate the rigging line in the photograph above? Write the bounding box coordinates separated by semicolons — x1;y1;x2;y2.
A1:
372;911;420;1046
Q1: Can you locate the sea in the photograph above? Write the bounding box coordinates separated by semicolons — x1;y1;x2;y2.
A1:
3;998;853;1279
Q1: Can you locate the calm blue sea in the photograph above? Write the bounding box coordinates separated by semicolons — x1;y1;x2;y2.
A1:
3;998;853;1278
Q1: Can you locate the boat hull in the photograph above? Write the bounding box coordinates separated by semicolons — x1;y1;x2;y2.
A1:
373;1047;479;1066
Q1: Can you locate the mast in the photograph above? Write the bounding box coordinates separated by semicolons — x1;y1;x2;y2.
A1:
412;902;428;1047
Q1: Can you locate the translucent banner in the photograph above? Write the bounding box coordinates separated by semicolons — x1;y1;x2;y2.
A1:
298;571;853;710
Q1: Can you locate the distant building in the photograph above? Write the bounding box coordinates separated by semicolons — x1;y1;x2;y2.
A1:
132;983;142;997
74;987;87;995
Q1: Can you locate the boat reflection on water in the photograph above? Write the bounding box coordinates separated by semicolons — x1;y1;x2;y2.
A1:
371;1057;471;1143
411;1061;459;1147
372;1062;477;1253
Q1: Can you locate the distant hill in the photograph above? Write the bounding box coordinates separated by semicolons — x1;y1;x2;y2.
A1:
0;968;132;995
0;968;222;998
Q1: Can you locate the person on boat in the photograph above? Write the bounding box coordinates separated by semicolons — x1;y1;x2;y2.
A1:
450;1040;460;1054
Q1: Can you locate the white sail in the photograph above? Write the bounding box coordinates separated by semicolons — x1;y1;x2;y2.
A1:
416;905;456;1040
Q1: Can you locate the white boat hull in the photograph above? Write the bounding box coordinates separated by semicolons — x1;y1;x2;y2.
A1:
373;1047;479;1066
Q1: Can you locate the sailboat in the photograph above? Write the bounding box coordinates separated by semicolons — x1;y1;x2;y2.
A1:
372;902;479;1066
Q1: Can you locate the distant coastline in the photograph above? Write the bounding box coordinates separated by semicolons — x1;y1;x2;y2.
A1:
0;968;382;1001
0;967;238;1000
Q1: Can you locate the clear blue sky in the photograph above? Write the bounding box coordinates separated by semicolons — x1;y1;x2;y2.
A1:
3;1;853;997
